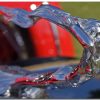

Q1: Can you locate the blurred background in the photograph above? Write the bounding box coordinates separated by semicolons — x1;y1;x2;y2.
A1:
0;2;100;67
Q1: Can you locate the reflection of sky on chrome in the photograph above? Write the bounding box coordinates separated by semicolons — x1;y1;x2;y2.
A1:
34;66;100;99
30;66;100;98
46;78;100;99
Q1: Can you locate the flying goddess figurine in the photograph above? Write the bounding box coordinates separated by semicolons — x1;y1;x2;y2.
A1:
0;4;100;88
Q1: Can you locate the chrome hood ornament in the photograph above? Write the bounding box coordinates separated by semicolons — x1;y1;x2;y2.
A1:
30;5;100;75
0;4;100;87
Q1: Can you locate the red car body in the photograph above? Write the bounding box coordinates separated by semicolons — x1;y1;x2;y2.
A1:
0;2;75;62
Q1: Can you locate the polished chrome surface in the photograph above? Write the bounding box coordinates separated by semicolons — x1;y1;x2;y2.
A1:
0;4;100;79
30;5;94;48
52;66;73;80
0;4;100;98
0;6;33;28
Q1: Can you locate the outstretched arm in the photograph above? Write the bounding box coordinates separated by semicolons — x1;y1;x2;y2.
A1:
0;5;93;48
30;5;93;48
